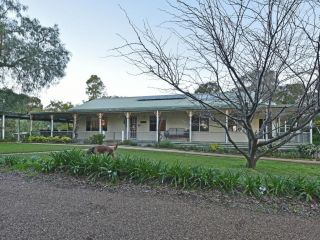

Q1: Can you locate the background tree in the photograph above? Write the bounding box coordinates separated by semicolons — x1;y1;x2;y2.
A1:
26;97;43;113
44;100;73;131
0;0;70;92
274;83;305;105
45;100;73;112
0;88;45;139
0;88;43;113
116;0;320;168
194;82;220;94
85;75;106;101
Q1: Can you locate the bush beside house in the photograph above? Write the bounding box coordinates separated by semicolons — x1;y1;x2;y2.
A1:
27;136;72;144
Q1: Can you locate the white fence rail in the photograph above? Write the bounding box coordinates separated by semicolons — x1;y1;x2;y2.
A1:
28;129;310;145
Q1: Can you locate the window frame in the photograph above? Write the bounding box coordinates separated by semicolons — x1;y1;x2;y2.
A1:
192;115;209;132
149;116;167;131
86;116;108;131
149;115;157;131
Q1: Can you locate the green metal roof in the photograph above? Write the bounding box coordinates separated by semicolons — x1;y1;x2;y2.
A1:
0;111;29;120
69;95;210;113
29;112;74;122
68;94;287;114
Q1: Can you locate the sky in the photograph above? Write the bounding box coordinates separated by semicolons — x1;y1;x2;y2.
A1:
20;0;176;106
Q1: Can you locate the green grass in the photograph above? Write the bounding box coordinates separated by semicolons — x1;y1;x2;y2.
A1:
0;143;86;154
117;149;320;178
1;143;319;179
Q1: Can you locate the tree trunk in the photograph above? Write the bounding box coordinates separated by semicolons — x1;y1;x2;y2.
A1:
246;138;258;168
246;156;257;168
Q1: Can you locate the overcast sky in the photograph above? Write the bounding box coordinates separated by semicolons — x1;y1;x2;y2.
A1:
20;0;177;106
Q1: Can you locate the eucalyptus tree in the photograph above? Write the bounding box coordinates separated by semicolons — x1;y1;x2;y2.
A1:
45;100;73;112
0;0;70;92
85;75;106;101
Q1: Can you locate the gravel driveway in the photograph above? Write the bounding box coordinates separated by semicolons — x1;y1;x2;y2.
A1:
0;172;319;240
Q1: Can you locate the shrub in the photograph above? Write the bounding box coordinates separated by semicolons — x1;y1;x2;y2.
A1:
60;136;72;143
0;155;19;167
27;135;72;144
89;134;105;144
47;136;60;143
210;143;220;152
298;144;320;159
266;149;300;159
264;175;290;196
28;135;48;143
0;155;42;171
242;174;261;196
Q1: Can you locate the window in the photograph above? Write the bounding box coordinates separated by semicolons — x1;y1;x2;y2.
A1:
159;119;166;131
86;116;107;131
228;119;237;132
86;117;98;131
228;119;242;132
150;116;156;131
101;117;108;131
192;116;199;131
192;116;209;132
149;116;166;131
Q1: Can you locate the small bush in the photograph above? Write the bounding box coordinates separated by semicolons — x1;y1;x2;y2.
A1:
27;135;72;144
0;155;19;167
0;155;42;171
210;143;220;152
60;136;72;143
298;144;320;159
89;134;105;144
266;149;300;159
28;136;48;143
47;136;60;143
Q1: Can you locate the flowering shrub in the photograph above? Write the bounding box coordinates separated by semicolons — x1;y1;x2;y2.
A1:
27;135;72;144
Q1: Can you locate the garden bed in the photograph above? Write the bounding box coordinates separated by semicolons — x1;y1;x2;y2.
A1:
1;149;320;202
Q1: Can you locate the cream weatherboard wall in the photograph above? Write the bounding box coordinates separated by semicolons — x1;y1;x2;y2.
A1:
135;112;156;141
161;112;189;129
75;111;292;144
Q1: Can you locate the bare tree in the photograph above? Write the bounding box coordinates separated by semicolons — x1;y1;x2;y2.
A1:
114;0;320;168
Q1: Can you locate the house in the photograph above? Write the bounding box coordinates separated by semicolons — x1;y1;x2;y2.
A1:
2;94;311;146
58;94;311;146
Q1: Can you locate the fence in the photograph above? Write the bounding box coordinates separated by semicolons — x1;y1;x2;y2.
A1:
27;129;310;145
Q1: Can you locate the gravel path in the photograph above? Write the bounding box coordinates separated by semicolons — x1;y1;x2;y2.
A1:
0;172;319;240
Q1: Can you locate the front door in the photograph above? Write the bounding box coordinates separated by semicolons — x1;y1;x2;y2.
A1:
130;116;137;139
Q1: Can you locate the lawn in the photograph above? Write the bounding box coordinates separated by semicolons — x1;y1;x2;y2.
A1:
1;143;319;178
0;143;86;154
117;148;320;178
